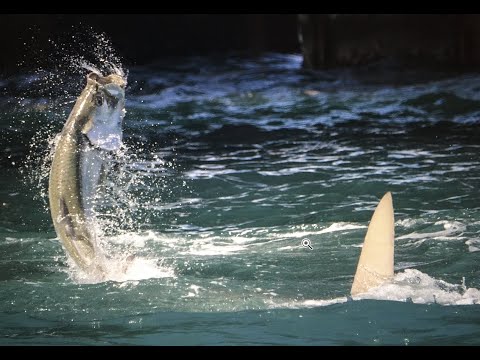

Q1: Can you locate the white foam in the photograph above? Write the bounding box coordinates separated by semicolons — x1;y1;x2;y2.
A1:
267;297;349;309
397;220;466;241
277;245;297;251
396;218;422;228
317;222;366;234
354;269;480;305
109;230;251;257
180;222;366;256
64;232;175;284
258;166;318;176
269;270;480;309
106;223;367;258
264;222;365;241
108;230;158;248
67;251;176;285
465;239;480;253
185;168;247;179
183;284;204;298
231;236;258;244
183;243;247;256
107;257;175;282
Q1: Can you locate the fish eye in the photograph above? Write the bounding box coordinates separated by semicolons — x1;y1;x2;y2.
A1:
94;94;103;106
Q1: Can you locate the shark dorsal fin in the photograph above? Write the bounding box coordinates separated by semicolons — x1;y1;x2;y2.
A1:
351;192;395;296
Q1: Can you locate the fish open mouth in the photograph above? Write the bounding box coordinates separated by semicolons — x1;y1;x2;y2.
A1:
82;72;127;152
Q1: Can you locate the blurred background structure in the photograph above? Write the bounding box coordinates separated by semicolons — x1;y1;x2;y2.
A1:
1;14;480;75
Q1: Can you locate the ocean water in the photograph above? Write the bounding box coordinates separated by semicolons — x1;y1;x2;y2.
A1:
1;53;480;345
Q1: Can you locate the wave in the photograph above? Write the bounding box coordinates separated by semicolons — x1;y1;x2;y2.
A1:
271;269;480;308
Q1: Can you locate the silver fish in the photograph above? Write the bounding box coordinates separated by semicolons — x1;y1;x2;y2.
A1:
48;72;126;274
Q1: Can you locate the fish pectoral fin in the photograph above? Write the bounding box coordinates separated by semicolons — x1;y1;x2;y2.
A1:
60;199;76;240
59;198;96;256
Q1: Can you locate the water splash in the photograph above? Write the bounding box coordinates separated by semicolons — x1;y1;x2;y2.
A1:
67;253;176;284
355;269;480;305
15;29;187;283
271;269;480;309
19;28;128;209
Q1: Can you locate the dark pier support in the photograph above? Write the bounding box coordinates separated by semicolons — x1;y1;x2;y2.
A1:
298;14;480;70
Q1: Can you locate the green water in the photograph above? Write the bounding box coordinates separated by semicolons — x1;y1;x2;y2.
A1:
1;54;480;345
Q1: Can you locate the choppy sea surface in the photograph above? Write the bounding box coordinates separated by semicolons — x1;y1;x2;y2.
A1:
1;53;480;345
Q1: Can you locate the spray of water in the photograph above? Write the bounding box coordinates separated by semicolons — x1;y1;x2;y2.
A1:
18;28;129;207
16;28;178;283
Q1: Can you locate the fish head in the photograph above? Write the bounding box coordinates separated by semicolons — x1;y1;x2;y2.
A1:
82;72;127;152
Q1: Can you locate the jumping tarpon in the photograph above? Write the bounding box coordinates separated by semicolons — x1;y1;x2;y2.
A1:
48;71;126;275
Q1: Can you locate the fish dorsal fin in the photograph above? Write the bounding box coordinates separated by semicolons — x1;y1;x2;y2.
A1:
351;192;395;296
